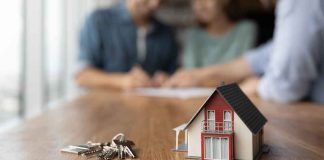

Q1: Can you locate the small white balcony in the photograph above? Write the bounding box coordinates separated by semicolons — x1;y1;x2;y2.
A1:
201;120;233;134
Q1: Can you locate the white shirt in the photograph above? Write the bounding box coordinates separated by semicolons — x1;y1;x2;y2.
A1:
245;0;324;103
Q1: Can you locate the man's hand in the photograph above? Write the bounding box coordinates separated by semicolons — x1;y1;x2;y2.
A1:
162;69;203;88
152;71;169;87
121;66;153;90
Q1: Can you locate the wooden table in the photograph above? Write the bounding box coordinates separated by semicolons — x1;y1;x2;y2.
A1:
0;90;323;160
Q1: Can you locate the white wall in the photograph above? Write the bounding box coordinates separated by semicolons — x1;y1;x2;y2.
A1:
24;0;45;117
22;0;118;117
97;0;121;8
234;113;253;160
187;109;204;157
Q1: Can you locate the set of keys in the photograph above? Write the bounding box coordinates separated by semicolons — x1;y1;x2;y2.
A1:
61;133;136;159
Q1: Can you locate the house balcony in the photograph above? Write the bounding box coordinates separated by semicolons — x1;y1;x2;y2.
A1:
201;120;233;134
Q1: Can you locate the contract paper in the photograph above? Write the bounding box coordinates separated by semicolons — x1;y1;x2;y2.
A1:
132;87;215;99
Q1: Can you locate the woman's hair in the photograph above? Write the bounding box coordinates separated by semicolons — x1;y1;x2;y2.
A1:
195;0;242;27
224;0;242;21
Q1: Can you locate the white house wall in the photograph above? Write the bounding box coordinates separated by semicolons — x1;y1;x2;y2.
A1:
187;108;204;157
234;113;253;160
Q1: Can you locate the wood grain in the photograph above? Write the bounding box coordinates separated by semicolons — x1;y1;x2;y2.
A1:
0;90;323;160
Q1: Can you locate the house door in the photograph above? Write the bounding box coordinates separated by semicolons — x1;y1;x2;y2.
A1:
204;137;229;160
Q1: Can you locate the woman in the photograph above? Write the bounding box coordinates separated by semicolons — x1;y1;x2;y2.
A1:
183;0;257;69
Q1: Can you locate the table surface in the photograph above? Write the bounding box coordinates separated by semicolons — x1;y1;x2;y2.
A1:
0;90;324;160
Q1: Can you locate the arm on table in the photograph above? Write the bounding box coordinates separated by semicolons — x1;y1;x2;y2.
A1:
75;67;152;90
200;57;255;85
162;39;273;88
163;57;255;88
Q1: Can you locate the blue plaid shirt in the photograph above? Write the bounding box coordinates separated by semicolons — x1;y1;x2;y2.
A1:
79;3;178;76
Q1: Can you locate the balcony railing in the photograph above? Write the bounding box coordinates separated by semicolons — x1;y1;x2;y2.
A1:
201;120;233;134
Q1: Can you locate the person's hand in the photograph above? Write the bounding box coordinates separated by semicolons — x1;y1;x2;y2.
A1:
152;71;169;87
162;69;202;88
121;67;152;90
239;76;261;96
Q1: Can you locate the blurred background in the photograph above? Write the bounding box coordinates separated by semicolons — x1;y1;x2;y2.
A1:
0;0;274;127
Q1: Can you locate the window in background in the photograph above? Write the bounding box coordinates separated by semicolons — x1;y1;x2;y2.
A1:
0;1;23;123
44;0;66;105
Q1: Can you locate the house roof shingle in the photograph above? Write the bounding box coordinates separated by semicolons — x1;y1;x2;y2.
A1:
217;83;267;134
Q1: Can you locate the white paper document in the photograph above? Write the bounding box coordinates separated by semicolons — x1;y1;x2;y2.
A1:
132;87;215;99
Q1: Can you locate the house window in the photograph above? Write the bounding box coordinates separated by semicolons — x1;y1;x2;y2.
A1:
224;111;232;131
205;137;212;159
221;138;229;159
207;110;215;131
204;137;229;160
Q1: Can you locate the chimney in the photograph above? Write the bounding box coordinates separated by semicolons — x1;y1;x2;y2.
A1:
219;81;226;86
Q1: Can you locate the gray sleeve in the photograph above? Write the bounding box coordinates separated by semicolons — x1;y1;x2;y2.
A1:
244;41;272;76
257;0;322;103
182;29;199;69
240;21;258;55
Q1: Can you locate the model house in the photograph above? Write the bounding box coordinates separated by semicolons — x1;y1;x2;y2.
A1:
173;83;267;160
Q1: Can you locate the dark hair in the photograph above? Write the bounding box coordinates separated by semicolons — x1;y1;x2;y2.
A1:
195;0;242;28
223;0;242;22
